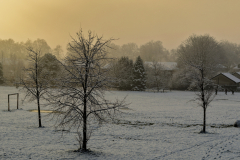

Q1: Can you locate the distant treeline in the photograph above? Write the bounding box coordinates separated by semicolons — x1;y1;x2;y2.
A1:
105;41;176;62
1;35;240;89
0;38;63;61
0;38;63;85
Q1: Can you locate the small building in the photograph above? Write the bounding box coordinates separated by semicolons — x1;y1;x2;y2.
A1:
232;64;240;72
144;62;177;70
211;73;240;91
232;72;240;79
144;62;177;76
216;64;228;72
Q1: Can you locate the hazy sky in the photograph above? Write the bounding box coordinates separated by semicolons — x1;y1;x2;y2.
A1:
1;0;240;51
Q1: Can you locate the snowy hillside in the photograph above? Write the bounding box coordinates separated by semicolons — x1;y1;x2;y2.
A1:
1;86;240;159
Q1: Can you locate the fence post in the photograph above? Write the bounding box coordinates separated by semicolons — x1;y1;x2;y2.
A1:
17;93;19;109
8;94;10;111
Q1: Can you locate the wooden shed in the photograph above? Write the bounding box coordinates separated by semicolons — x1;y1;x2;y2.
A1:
211;73;240;88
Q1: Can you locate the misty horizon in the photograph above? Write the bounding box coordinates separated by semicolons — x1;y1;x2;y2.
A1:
1;0;240;51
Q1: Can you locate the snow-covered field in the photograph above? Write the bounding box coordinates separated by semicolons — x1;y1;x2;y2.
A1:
1;86;240;160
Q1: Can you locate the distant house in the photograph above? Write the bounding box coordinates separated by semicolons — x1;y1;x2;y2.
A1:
144;62;177;76
232;65;240;72
211;73;240;89
144;62;177;70
102;63;112;69
216;64;228;72
233;72;240;79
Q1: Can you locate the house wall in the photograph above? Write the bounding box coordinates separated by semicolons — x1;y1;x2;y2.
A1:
212;74;238;86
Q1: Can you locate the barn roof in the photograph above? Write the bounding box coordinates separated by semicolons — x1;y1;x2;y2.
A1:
221;73;240;83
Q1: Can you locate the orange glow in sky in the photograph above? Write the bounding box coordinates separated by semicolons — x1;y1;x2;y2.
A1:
1;0;240;50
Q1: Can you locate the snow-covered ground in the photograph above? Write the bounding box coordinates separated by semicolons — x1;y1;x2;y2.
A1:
1;86;240;159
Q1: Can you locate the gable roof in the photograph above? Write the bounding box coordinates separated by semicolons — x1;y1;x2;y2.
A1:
213;73;240;83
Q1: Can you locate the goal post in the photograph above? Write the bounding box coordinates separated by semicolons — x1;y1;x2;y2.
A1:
8;93;19;111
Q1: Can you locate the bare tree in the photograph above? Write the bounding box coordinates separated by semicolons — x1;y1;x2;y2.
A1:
20;47;51;127
121;43;139;60
146;61;168;92
52;45;64;59
219;40;240;71
49;29;126;151
140;40;170;62
177;34;221;133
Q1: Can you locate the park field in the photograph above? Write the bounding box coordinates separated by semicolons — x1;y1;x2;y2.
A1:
1;86;240;159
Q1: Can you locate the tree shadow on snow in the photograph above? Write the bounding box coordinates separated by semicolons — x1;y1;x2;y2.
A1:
67;149;106;158
2;108;23;112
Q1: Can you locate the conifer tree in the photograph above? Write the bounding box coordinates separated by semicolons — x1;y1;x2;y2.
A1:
132;56;146;91
114;57;133;90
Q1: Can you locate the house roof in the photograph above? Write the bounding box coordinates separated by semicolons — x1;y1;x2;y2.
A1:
234;72;240;76
221;73;240;83
102;63;111;69
145;62;177;70
216;64;227;69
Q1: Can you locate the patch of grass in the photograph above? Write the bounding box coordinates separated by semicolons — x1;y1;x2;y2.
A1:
115;120;154;127
160;123;234;128
28;109;63;114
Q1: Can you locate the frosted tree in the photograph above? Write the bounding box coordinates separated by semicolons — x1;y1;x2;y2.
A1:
219;40;240;71
39;53;61;86
48;29;126;151
140;40;170;61
52;45;63;59
146;61;167;92
132;56;146;91
121;43;139;60
20;47;51;127
177;34;222;133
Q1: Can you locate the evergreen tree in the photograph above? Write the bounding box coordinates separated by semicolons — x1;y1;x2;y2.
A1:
0;62;3;84
114;57;133;90
132;56;146;91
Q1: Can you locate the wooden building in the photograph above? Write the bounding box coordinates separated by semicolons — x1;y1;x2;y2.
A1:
211;73;240;93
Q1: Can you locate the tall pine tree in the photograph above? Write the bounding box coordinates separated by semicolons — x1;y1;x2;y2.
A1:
115;57;133;90
132;56;146;91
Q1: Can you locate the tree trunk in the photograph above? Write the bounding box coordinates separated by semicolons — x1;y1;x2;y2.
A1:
82;94;87;151
37;92;42;127
201;69;206;133
203;107;206;133
35;54;42;128
82;61;89;151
